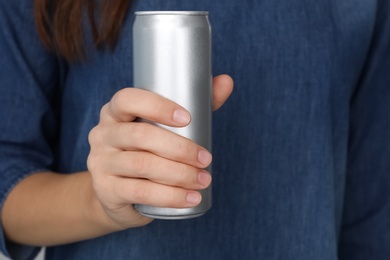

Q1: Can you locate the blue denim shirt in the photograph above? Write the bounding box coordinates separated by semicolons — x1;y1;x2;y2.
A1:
1;0;390;259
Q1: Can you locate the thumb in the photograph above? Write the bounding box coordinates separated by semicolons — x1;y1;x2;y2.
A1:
212;74;234;111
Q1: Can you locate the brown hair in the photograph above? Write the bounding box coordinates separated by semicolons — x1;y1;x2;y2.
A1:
34;0;132;61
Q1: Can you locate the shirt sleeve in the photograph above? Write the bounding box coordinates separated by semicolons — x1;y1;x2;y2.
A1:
0;1;63;259
338;1;390;259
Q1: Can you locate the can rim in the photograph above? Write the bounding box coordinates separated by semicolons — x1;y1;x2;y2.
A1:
135;11;208;16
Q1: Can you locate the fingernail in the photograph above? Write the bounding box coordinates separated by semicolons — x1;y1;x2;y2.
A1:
186;192;202;205
173;109;191;124
198;172;211;186
198;150;212;166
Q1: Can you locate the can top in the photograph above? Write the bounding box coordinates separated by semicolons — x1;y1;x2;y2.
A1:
135;11;208;16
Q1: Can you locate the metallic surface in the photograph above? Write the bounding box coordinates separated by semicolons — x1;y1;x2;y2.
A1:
133;11;212;219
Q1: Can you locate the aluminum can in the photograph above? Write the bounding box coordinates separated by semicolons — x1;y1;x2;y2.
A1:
133;11;212;219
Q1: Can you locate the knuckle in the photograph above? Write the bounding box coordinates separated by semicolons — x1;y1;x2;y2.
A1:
130;181;149;202
86;154;95;172
88;125;104;145
130;153;148;176
173;164;193;187
87;152;104;174
176;138;193;155
99;103;110;119
164;188;185;207
149;100;167;115
111;88;133;114
129;123;151;144
117;122;131;138
113;88;130;103
92;176;111;200
136;122;150;136
89;166;112;198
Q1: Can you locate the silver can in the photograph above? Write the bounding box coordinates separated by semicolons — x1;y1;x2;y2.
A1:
133;11;212;219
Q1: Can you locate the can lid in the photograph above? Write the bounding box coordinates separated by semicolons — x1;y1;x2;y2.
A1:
135;11;208;16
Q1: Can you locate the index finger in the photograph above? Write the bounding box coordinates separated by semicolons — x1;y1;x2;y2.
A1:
101;88;191;126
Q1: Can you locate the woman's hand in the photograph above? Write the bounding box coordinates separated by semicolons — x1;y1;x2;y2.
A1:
87;75;233;229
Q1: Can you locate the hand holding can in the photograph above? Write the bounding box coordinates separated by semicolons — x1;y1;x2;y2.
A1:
87;76;232;228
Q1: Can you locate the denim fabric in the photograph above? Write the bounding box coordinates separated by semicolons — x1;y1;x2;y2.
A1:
0;0;60;259
1;0;389;259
